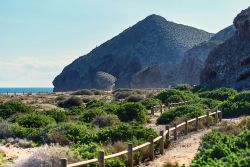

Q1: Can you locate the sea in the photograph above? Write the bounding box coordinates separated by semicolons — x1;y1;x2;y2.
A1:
0;87;53;93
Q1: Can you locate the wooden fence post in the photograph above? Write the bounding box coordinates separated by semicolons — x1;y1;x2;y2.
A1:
165;125;170;140
185;119;188;135
160;130;165;155
149;136;154;161
174;124;177;140
151;107;154;115
206;111;209;128
215;110;218;123
98;151;105;167
60;158;67;167
219;111;222;122
160;105;163;114
195;116;199;131
128;144;133;167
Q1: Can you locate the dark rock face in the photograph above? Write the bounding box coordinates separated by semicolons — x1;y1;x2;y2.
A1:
178;26;235;85
130;64;163;88
234;7;250;40
201;7;250;90
53;14;213;91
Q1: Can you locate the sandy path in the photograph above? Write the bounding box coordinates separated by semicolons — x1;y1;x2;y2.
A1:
141;129;211;167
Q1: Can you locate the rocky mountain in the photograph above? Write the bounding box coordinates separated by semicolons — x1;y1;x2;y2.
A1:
201;7;250;90
53;14;213;91
177;25;235;85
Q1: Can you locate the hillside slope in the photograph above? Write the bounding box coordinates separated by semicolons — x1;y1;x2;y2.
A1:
201;7;250;90
177;25;235;85
53;14;213;91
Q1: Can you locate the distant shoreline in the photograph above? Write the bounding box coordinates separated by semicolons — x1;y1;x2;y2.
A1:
0;87;53;93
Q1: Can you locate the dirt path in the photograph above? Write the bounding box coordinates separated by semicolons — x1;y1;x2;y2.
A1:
141;129;211;167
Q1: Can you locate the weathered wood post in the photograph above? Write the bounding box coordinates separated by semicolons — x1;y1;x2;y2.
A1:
151;107;154;115
185;119;188;135
23;91;24;95
14;92;16;96
160;130;165;155
165;125;170;140
215;110;218;123
195;116;199;131
219;111;222;122
206;111;210;128
149;136;154;161
7;92;8;96
60;158;67;167
160;105;163;114
174;124;177;140
98;151;105;167
128;144;133;167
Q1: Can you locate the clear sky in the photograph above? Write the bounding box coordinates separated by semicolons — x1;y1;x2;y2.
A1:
0;0;249;87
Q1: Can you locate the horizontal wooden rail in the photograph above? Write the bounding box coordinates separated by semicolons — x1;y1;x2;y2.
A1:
61;110;222;167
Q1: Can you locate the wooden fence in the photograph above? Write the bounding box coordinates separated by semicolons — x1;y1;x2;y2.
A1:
59;104;222;167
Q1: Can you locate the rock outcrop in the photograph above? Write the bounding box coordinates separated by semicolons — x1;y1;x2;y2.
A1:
177;26;235;85
53;14;213;91
130;64;163;88
201;7;250;90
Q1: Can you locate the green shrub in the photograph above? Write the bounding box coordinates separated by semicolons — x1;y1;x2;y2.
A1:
92;114;120;128
113;89;142;100
96;123;157;143
72;89;94;95
15;114;56;128
198;88;237;101
86;100;105;109
199;98;221;110
58;97;83;108
190;119;250;167
157;105;205;124
125;94;144;102
67;106;85;115
220;91;250;118
173;84;192;91
47;122;95;145
140;98;162;109
0;101;32;119
80;108;104;123
41;109;68;122
155;89;195;104
100;102;120;114
116;103;147;123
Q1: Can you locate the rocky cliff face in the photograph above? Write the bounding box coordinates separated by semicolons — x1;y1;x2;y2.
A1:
53;14;213;91
201;7;250;90
177;26;235;85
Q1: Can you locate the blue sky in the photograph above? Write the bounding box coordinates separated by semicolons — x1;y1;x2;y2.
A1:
0;0;249;87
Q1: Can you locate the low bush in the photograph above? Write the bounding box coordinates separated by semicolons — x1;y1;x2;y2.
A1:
125;94;144;102
86;100;105;109
116;103;147;123
173;84;192;91
113;89;142;100
157;105;205;124
66;106;85;115
220;90;250;118
190;118;250;166
80;108;104;123
47;122;94;145
41;109;68;123
0;101;32;119
155;89;195;104
72;89;94;95
92;114;120;128
15;114;56;128
198;88;237;101
96;123;157;143
58;97;83;108
140;98;162;109
199;98;221;110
